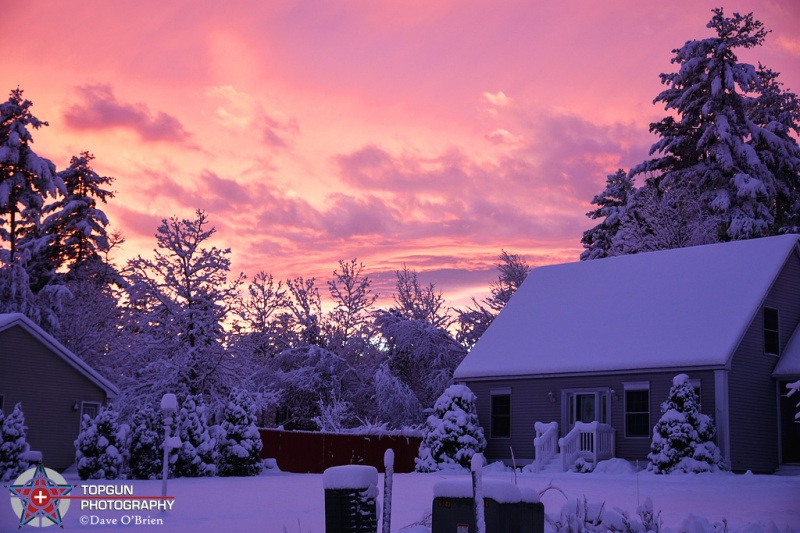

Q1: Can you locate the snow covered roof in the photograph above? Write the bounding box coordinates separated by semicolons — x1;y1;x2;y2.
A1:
0;313;119;397
455;235;800;380
774;324;800;378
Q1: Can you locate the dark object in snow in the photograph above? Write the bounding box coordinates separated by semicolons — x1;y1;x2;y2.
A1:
323;465;378;533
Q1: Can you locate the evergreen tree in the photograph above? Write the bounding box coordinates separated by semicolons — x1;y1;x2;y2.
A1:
416;384;486;472
0;88;62;264
174;395;217;477
128;407;163;480
648;374;725;474
43;151;115;271
74;404;124;480
631;9;800;242
580;170;636;260
0;403;31;482
218;389;263;477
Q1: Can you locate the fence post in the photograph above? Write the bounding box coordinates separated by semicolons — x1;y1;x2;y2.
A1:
471;453;485;533
382;449;394;533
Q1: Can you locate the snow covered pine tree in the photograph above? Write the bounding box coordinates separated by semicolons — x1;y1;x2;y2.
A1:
174;394;217;477
218;389;263;477
74;404;125;480
648;374;725;473
416;384;486;472
0;403;31;482
128;407;163;480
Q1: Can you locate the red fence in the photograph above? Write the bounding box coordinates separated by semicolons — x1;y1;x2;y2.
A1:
259;429;422;473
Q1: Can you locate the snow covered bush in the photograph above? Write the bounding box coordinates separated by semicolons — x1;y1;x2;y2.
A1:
0;403;31;482
648;374;725;474
128;407;163;480
174;395;217;477
217;389;263;477
416;384;486;472
74;404;125;480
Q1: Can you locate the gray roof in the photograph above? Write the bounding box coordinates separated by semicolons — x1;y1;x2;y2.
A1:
455;235;800;380
0;313;119;397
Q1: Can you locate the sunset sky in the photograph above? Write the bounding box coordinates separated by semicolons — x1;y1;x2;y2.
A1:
3;1;799;308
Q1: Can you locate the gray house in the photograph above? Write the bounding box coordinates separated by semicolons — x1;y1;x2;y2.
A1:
454;235;800;473
0;313;119;471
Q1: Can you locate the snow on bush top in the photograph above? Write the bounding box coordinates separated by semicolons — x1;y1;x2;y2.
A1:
673;373;690;387
322;465;378;490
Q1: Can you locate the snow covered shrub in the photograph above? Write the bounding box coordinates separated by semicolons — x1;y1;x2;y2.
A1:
572;457;595;473
218;389;263;477
74;404;124;480
648;374;725;474
416;384;486;472
128;407;163;480
0;403;31;482
174;395;217;477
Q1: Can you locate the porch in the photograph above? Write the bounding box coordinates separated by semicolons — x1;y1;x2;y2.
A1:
532;421;616;472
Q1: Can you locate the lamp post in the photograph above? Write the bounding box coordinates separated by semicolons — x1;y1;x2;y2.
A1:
160;393;180;498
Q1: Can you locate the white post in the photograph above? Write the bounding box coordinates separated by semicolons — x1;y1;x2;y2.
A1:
382;449;394;533
160;393;178;498
471;453;485;533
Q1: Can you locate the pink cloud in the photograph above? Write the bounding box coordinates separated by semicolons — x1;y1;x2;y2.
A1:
63;84;191;143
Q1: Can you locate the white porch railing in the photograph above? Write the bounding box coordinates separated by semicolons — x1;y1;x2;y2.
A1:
533;421;558;472
558;421;615;471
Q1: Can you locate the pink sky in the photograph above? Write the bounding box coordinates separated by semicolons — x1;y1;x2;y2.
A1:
3;1;799;308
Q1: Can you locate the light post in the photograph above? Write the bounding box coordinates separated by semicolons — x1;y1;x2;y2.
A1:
160;393;181;498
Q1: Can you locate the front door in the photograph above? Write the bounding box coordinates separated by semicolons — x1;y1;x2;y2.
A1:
779;381;800;463
576;393;596;424
565;389;610;431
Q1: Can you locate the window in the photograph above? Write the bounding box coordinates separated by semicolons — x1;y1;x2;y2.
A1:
624;382;650;438
0;395;4;413
81;402;100;421
764;307;779;355
490;390;511;439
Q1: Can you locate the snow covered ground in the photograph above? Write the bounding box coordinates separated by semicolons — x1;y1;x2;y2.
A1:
3;460;798;532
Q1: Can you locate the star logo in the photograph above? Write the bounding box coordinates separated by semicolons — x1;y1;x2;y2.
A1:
7;464;73;529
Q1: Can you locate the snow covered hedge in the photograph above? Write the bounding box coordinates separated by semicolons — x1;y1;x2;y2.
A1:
416;384;486;472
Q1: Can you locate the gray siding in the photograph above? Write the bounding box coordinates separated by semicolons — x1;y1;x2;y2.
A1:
465;369;717;466
0;326;108;471
728;249;800;473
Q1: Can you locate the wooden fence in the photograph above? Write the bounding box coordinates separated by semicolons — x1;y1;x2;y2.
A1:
259;429;422;473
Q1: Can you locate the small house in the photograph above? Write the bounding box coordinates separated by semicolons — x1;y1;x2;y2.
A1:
453;235;800;473
0;313;119;472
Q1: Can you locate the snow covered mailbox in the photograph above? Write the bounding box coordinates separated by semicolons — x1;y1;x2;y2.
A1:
322;465;378;532
432;479;543;533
